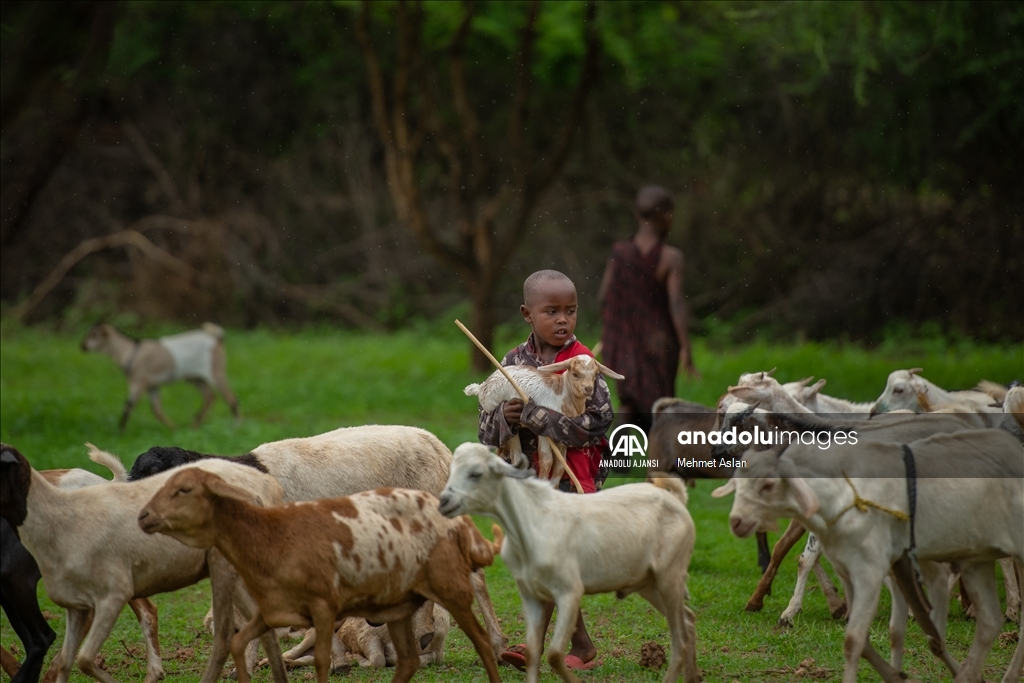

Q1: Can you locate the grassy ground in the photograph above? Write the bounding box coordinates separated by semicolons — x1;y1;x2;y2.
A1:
1;319;1021;682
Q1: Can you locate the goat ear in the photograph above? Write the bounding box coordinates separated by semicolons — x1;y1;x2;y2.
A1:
806;379;827;397
0;447;22;465
487;456;534;479
795;376;814;388
204;475;255;503
915;390;932;412
711;479;736;498
779;460;819;517
536;359;573;374
907;367;923;376
595;362;625;380
728;386;760;402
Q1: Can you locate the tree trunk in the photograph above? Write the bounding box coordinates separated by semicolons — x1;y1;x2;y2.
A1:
468;280;497;372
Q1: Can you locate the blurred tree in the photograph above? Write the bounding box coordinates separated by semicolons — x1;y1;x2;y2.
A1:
0;0;117;246
353;0;599;368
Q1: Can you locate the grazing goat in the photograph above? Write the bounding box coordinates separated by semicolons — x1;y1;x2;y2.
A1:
647;397;772;574
81;323;238;430
438;442;699;683
464;354;623;480
0;444;289;683
126;425;507;668
713;429;1024;683
871;368;996;416
139;469;503;683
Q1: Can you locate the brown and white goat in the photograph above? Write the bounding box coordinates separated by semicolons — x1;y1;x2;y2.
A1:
139;469;502;683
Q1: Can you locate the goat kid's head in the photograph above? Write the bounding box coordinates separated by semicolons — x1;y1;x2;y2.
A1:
538;356;624;399
138;468;250;548
0;444;32;526
711;449;818;539
438;443;534;518
870;368;926;417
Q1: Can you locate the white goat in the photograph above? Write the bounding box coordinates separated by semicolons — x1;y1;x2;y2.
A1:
712;429;1024;683
33;451;167;683
0;444;289;683
81;323;238;429
438;442;699;683
871;368;997;416
464;355;623;480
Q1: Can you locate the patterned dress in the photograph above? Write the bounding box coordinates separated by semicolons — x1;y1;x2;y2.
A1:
601;240;680;413
477;334;613;492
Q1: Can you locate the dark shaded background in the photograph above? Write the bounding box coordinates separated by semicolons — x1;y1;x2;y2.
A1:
2;1;1021;349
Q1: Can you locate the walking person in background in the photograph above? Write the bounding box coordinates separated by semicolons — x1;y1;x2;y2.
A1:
599;184;699;435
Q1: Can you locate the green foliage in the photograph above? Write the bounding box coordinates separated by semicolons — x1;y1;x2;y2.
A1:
2;325;1021;681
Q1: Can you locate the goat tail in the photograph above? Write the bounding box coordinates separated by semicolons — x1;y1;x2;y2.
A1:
202;322;226;340
85;443;128;481
463;383;481;397
976;379;1008;402
453;516;497;570
648;474;689;507
488;524;505;555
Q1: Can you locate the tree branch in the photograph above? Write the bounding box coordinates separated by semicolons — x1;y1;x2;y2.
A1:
122;121;188;216
12;229;195;321
509;1;540;196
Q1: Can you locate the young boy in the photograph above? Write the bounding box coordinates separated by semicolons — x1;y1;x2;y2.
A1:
477;269;612;670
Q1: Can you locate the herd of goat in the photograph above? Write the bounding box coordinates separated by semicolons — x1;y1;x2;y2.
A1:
0;325;1022;683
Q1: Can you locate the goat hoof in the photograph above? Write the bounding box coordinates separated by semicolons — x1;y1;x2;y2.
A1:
777;616;794;628
831;604;848;620
744;601;764;612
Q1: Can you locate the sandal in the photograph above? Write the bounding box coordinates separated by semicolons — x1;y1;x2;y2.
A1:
565;655;601;671
500;645;527;671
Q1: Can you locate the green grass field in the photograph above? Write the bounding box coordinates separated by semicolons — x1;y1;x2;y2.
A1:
1;319;1021;682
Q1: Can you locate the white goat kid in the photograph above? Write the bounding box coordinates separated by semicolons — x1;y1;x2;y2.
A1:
438;443;699;683
464;355;622;481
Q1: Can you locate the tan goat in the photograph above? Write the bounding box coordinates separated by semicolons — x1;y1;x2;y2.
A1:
139;470;502;683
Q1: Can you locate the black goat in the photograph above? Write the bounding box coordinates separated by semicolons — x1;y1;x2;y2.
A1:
128;445;266;481
1;504;57;683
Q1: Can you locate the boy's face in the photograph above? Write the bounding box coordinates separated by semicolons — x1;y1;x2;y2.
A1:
521;280;578;349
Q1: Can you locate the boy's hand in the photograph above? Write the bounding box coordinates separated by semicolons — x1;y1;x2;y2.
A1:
502;399;525;425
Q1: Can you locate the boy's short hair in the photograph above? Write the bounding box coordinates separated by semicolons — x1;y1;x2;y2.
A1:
635;184;674;218
523;270;574;307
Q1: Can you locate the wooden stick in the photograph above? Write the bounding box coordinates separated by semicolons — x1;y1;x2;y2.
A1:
455;319;585;494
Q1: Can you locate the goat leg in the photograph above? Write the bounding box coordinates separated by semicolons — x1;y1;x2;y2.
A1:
746;519;805;612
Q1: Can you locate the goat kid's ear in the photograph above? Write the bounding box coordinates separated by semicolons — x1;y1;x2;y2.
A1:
537;359;573;374
711;479;736;498
806;379;827;397
596;362;625;380
907;367;923;376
